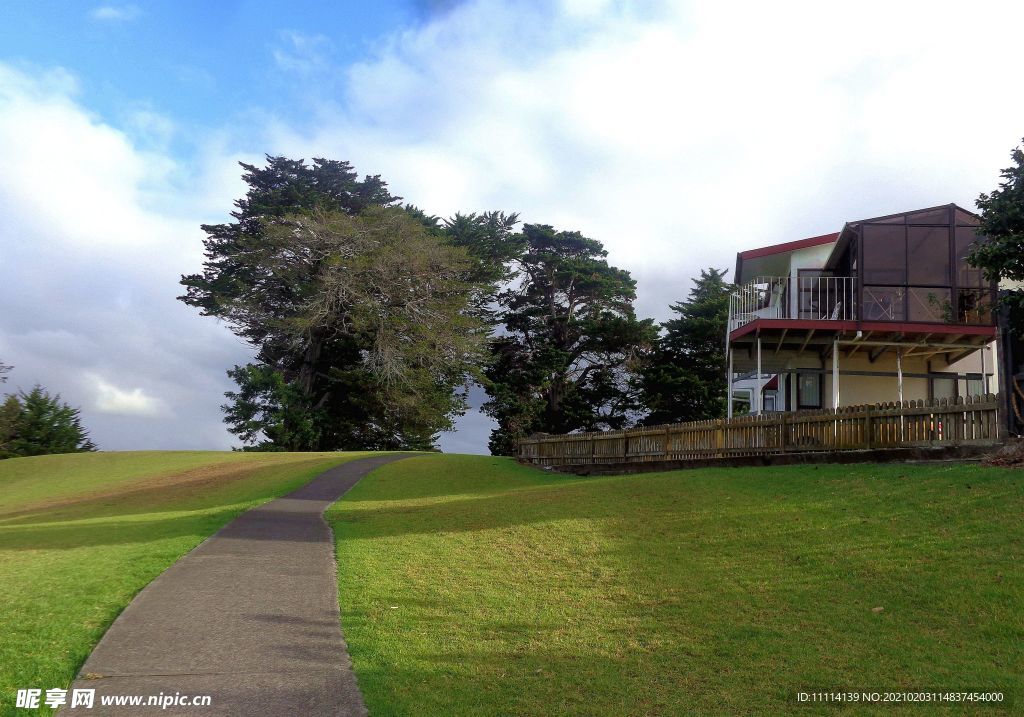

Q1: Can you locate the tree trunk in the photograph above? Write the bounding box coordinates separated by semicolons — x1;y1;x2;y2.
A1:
297;332;323;399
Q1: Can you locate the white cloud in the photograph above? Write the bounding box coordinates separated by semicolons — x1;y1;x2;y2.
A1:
266;0;1024;324
0;62;250;450
273;31;332;74
89;375;166;417
89;5;141;22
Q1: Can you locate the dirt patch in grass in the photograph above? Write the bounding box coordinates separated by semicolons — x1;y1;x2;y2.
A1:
984;438;1024;467
0;455;334;524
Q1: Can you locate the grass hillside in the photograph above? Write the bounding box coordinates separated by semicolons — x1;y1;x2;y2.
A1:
0;450;370;716
329;455;1023;716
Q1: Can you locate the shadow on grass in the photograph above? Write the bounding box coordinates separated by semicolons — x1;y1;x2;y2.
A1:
0;509;247;551
337;456;571;503
348;647;698;717
0;456;349;526
331;479;727;541
331;462;1020;544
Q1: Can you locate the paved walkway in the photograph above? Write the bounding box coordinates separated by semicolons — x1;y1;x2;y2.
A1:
61;454;411;716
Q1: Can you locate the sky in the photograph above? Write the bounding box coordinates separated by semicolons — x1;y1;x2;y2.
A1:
1;0;1023;454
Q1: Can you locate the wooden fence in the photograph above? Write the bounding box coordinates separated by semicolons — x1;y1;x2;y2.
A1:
517;394;1003;467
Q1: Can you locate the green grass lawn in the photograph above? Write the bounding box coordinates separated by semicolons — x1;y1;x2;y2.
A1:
0;450;371;716
329;455;1023;716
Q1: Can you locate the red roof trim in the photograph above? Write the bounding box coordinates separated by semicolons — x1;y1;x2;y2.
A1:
737;232;840;261
729;319;997;342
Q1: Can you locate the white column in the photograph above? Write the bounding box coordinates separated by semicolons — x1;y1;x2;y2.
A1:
991;339;999;395
896;347;904;403
727;348;734;419
897;347;905;440
832;337;840;410
755;337;763;415
981;343;989;395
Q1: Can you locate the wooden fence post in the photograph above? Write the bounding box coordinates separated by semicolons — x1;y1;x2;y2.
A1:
864;405;872;449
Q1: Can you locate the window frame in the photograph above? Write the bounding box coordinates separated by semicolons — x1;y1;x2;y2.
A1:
797;372;823;409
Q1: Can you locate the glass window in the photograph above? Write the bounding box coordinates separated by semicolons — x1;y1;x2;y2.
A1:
731;391;751;415
906;207;950;224
862;286;906;321
861;224;906;284
931;377;957;401
908;287;952;322
907;226;950;285
957;288;993;325
966;376;984;397
798;373;821;408
955;227;986;287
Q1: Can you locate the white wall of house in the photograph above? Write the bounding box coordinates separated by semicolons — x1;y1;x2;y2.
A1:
785;243;836;316
780;344;996;410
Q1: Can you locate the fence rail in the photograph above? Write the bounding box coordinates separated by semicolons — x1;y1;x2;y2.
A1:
517;394;1002;467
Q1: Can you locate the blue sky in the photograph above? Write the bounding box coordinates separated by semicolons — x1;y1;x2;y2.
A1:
2;2;413;121
0;1;439;161
1;0;1023;454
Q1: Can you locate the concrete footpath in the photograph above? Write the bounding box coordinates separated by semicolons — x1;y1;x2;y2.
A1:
61;454;411;716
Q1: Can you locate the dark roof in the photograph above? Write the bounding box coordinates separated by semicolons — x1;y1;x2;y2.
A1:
735;232;839;283
737;232;840;261
824;203;978;270
732;203;981;279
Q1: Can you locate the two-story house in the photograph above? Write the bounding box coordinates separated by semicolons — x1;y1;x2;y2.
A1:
727;204;998;417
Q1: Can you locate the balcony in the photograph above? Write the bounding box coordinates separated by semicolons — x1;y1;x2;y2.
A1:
729;275;857;332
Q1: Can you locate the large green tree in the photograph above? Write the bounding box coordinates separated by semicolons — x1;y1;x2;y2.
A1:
0;386;96;458
443;211;524;321
180;157;501;450
637;268;731;425
973;138;1024;323
483;224;656;455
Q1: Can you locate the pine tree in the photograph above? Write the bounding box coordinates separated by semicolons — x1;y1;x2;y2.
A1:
483;224;656;455
973;138;1024;325
1;386;96;458
638;268;731;425
179;157;508;451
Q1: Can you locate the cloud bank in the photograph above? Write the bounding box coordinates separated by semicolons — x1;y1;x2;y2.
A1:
0;63;250;450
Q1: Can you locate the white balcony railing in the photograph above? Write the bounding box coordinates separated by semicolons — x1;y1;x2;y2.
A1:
729;275;857;332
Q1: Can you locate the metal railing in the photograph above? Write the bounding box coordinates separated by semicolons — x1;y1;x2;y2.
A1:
729;275;857;331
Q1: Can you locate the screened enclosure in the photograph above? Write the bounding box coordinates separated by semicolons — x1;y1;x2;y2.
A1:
850;205;994;325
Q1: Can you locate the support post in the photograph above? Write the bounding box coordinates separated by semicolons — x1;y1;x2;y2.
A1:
897;347;905;441
896;347;904;403
727;348;734;419
832;337;840;410
832;337;840;441
755;337;763;415
981;343;989;395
